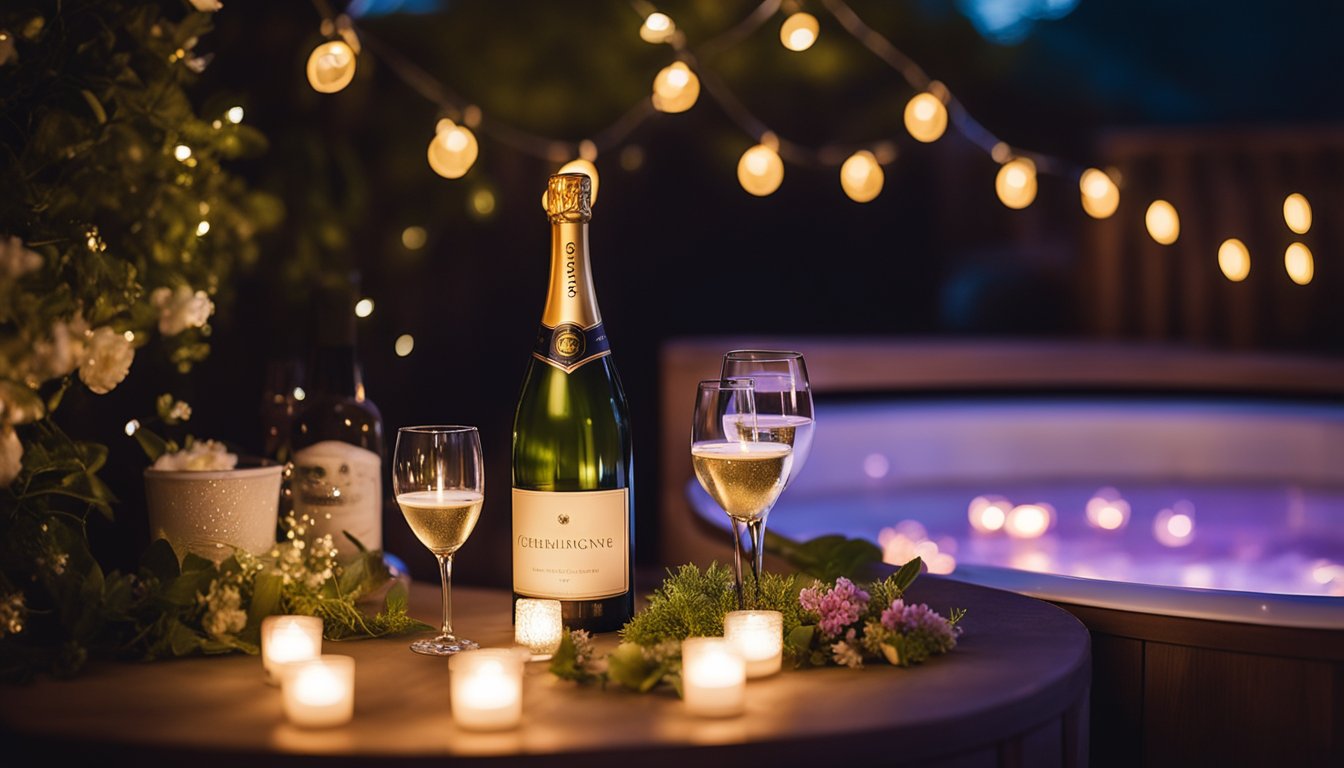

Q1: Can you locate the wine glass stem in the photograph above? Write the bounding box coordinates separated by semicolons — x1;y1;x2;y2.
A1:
435;552;455;638
730;518;748;610
746;518;765;606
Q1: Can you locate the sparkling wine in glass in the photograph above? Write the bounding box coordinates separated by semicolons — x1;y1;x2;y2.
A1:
393;425;483;655
691;379;793;609
720;350;814;487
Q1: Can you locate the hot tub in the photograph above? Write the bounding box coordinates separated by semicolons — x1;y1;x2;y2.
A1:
659;339;1344;767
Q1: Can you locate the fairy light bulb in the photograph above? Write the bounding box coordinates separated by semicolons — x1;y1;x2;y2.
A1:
1218;238;1250;282
994;157;1037;209
1145;200;1180;245
903;92;948;143
640;12;675;43
427;119;478;179
1284;242;1314;285
840;150;883;202
1283;193;1311;234
737;143;784;197
652;61;700;113
1079;168;1120;219
557;159;599;205
780;12;819;52
306;40;357;94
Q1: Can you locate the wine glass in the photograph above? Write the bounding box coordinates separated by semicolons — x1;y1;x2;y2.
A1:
392;425;484;655
720;350;814;487
691;379;793;609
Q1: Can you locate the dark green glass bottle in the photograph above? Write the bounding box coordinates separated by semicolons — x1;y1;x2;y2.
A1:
511;173;634;633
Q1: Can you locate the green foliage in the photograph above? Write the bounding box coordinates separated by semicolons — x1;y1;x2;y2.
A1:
621;562;807;647
765;529;885;583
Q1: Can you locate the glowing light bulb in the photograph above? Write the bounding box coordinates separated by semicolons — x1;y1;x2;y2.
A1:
394;334;414;357
557;159;599;205
968;495;1010;534
903;92;948;143
1079;168;1119;219
1283;193;1311;234
1284;242;1314;285
124;419;140;436
427;120;478;179
174;144;192;162
292;386;306;401
640;12;675;43
1218;238;1250;282
780;12;819;51
225;106;244;124
1005;503;1052;539
840;150;884;202
1085;488;1130;531
306;40;357;94
195;220;210;236
469;187;496;218
354;298;374;318
995;158;1037;209
652;61;700;113
737;144;784;196
1145;200;1179;245
401;226;427;250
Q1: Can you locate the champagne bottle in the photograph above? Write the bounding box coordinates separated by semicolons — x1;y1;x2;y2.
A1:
290;281;385;561
512;173;634;633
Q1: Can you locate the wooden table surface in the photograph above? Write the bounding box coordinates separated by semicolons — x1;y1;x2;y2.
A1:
0;575;1090;767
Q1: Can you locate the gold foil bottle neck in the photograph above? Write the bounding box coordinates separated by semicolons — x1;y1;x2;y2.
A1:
547;173;592;223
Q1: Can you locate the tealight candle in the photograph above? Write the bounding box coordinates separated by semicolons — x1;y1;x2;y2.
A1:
261;615;323;685
681;637;746;717
723;610;783;678
514;598;563;660
281;655;354;728
450;648;525;731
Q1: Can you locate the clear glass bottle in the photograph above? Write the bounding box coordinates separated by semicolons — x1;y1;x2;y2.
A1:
290;281;385;560
511;173;635;633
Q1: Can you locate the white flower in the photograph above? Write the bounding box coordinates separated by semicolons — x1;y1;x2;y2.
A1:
0;235;41;280
152;439;237;471
78;326;134;394
169;400;192;422
200;581;246;639
27;314;89;385
150;285;214;336
0;380;44;425
188;0;223;12
0;426;21;486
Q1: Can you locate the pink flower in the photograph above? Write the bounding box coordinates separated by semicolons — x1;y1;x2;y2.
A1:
799;577;870;638
881;599;959;647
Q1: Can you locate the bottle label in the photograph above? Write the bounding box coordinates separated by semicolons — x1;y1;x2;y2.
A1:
512;487;629;600
291;440;383;558
532;321;611;374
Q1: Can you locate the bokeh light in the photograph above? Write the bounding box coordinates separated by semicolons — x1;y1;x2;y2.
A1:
1217;238;1250;282
306;40;357;94
1005;503;1053;539
652;61;700;114
903;92;948;143
780;12;819;51
1284;242;1314;285
1145;200;1180;245
1079;168;1120;219
1283;193;1312;234
840;150;884;202
427;119;478;179
737;144;784;196
968;495;1011;534
995;158;1037;209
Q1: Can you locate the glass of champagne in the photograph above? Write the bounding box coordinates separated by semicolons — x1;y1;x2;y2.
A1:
393;425;484;655
720;350;814;487
691;379;793;609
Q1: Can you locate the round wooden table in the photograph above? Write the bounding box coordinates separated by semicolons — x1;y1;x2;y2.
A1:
0;576;1090;767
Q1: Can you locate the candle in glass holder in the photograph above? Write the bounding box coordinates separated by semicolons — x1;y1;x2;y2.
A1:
681;637;746;717
514;598;563;660
450;648;525;731
724;610;783;678
281;655;354;728
261;615;323;684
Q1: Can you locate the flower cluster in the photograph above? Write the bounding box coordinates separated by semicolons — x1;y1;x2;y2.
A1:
799;576;870;637
267;512;338;591
151;438;237;471
198;578;247;640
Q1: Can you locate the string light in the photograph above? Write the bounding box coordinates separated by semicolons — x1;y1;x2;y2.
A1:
780;12;819;51
195;221;210;236
1283;193;1311;234
995;157;1037;209
173;144;192;162
394;334;415;357
737;141;784;197
427;119;478;179
1284;242;1314;285
1218;238;1250;282
225;106;244;124
1079;168;1119;219
840;150;883;202
651;61;700;113
401;226;427;250
306;40;357;94
1145;200;1180;245
354;298;374;318
469;187;497;218
903;91;948;143
640;12;676;43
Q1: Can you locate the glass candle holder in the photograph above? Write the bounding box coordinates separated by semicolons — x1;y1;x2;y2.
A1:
724;610;783;678
514;598;563;660
281;655;355;728
262;615;323;685
681;637;746;717
449;648;525;731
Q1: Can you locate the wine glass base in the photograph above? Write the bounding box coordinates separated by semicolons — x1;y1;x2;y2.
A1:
410;635;479;656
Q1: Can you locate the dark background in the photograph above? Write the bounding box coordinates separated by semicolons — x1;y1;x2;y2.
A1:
78;0;1344;586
